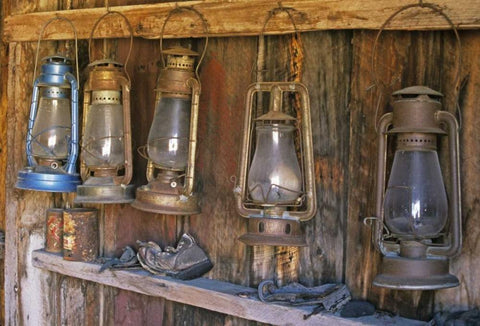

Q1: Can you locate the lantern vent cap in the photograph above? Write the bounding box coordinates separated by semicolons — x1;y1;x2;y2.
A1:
163;46;199;57
41;55;72;65
88;59;123;68
255;110;296;122
393;86;443;99
163;46;198;71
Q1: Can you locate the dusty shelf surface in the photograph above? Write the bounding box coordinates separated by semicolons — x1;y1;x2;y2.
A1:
32;250;426;326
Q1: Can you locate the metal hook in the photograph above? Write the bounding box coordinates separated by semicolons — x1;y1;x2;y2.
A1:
363;217;377;227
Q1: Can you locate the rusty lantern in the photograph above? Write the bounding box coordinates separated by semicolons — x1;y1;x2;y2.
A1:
75;11;134;203
371;86;461;290
131;46;201;214
75;60;134;203
235;82;316;246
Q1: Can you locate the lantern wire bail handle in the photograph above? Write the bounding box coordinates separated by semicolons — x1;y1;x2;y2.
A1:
88;10;134;83
253;2;302;83
33;16;80;84
159;6;209;81
371;1;462;131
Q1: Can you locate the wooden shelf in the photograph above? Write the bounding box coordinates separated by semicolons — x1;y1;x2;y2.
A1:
32;250;425;325
4;0;480;42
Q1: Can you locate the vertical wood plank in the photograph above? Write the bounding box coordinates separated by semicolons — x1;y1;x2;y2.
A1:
60;277;86;325
189;36;257;285
298;30;352;286
434;30;480;312
0;0;9;322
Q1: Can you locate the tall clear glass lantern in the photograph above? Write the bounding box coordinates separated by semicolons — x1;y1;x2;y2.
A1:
16;54;80;192
235;83;316;246
131;46;202;214
75;60;134;203
371;86;462;290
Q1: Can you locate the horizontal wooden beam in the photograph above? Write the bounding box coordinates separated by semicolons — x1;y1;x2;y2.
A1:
32;250;424;326
3;0;480;42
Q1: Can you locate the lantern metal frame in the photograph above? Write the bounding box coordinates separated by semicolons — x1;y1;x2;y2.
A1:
234;82;316;247
16;17;81;193
75;11;135;203
131;6;208;215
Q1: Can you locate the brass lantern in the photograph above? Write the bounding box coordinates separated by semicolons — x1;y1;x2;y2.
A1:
235;82;316;246
131;46;201;214
371;86;461;290
75;60;134;203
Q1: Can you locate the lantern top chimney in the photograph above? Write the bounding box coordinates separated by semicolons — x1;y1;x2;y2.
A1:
164;46;198;71
389;85;446;135
39;55;73;87
88;59;123;69
393;86;443;100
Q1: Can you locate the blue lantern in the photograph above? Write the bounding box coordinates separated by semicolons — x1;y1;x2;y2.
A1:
16;55;81;192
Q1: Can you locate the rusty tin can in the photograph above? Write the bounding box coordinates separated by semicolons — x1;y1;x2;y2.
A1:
63;208;99;262
46;208;64;253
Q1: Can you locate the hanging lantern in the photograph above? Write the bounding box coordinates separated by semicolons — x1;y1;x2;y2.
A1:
75;10;135;203
371;86;461;290
132;7;208;215
131;46;202;214
75;60;134;203
235;82;316;246
16;18;80;192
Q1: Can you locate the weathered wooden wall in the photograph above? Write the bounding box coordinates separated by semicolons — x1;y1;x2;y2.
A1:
2;0;480;325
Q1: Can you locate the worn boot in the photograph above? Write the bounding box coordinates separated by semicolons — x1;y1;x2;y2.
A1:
137;233;213;280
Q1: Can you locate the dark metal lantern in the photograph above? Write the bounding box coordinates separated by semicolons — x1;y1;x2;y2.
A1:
372;86;461;290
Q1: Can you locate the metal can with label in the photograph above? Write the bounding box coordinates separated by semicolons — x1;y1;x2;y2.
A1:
63;208;99;262
46;208;64;253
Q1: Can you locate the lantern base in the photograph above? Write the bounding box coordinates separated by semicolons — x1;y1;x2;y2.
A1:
238;217;306;246
16;167;81;193
74;177;135;204
373;255;459;290
131;183;200;215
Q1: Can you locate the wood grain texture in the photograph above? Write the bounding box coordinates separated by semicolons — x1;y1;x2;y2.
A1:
4;0;480;42
3;1;480;324
32;249;426;326
298;30;352;286
189;36;256;285
434;30;480;312
0;1;8;323
5;40;58;326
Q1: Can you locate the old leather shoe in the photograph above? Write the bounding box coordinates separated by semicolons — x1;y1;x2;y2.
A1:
137;233;213;280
